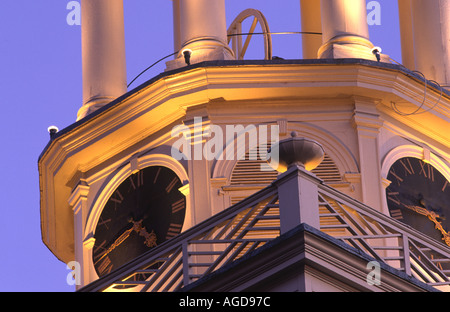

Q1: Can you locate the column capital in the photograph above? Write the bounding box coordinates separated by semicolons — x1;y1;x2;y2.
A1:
68;180;90;214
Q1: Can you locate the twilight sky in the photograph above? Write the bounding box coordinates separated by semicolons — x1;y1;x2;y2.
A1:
0;0;400;291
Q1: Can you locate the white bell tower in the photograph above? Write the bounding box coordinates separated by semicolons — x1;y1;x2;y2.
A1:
39;0;450;292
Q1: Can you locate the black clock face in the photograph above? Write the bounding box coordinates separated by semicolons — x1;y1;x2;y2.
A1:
93;166;186;277
386;157;450;246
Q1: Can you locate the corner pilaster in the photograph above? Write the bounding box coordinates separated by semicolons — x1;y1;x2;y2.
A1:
352;98;384;212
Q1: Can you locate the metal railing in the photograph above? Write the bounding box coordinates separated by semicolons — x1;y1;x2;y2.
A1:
81;185;280;292
318;184;450;291
81;169;450;292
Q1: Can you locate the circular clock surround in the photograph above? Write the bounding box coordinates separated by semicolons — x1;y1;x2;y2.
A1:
386;157;450;246
92;166;186;277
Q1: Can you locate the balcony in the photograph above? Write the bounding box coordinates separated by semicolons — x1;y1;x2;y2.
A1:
79;138;450;292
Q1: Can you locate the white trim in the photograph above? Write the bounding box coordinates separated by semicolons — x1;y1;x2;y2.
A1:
381;145;450;181
380;145;450;217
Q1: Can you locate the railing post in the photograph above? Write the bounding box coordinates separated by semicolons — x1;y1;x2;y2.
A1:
182;242;190;287
401;234;412;276
268;132;325;235
274;165;322;234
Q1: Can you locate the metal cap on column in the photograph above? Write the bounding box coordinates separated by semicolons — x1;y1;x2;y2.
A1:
399;0;450;90
318;0;386;62
77;0;127;121
167;0;234;71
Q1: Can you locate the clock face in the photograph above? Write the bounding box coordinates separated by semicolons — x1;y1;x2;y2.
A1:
93;166;186;277
386;157;450;246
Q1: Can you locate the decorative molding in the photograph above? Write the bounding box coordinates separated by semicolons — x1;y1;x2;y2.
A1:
83;236;96;250
178;183;190;196
381;145;450;181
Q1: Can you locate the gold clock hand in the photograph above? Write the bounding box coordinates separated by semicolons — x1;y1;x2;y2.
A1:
95;218;146;265
129;218;158;247
401;203;430;217
402;204;450;247
95;226;134;264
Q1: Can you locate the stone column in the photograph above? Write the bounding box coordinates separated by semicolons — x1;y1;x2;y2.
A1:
300;0;323;59
318;0;380;61
78;0;127;121
398;0;450;89
166;0;234;70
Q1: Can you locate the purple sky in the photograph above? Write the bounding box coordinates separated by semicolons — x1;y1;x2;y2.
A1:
0;0;400;291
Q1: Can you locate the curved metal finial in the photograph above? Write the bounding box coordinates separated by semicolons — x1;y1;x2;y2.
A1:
227;9;272;60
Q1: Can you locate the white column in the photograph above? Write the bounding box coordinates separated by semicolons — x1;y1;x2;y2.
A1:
318;0;380;61
300;0;323;59
166;0;234;70
398;0;415;69
172;0;182;54
399;0;450;89
78;0;127;121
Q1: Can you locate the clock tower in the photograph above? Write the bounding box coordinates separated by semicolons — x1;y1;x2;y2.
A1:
39;0;450;292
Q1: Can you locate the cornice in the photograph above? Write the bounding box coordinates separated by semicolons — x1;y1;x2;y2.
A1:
38;59;450;263
39;59;449;164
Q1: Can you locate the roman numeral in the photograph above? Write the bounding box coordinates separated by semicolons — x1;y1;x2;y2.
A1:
419;162;434;181
129;171;144;190
153;167;161;184
443;180;449;192
98;217;111;229
387;189;401;206
166;223;183;239
390;209;403;220
110;190;124;204
389;169;403;186
171;198;185;214
399;158;415;176
93;240;107;261
388;196;401;206
429;165;435;182
96;255;113;275
165;177;178;194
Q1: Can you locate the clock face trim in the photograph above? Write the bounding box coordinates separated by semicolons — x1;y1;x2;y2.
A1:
386;157;450;247
92;166;186;277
